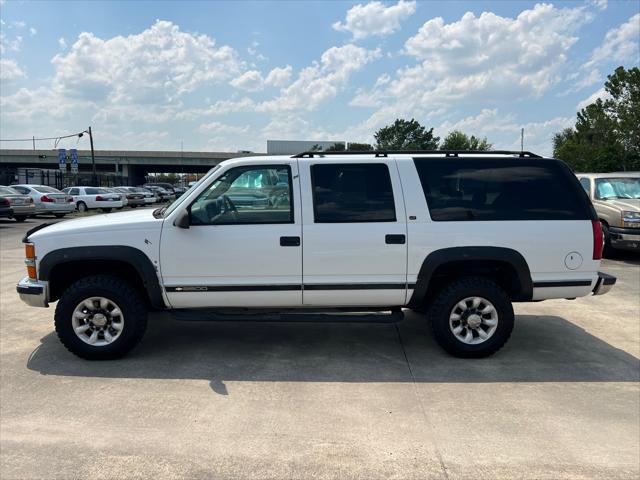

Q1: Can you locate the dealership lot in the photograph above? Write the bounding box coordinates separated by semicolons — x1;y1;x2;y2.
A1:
1;216;638;479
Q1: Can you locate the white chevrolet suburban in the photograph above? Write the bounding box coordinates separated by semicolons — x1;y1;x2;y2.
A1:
17;150;616;360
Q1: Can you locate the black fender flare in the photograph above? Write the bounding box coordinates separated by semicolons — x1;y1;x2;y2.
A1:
38;246;166;309
408;246;533;307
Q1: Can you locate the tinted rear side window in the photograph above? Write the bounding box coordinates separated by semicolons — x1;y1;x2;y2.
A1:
311;163;396;223
413;158;591;221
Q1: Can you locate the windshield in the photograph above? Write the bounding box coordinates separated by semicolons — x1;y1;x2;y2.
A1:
0;186;19;195
159;166;221;218
34;186;62;193
595;178;640;199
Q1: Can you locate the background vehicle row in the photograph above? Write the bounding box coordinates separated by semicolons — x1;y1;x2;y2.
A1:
0;186;36;221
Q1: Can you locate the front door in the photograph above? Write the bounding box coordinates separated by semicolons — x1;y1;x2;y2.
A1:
298;159;408;306
160;161;302;308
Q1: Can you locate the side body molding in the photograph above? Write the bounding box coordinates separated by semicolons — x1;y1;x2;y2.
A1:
408;246;533;307
38;246;166;309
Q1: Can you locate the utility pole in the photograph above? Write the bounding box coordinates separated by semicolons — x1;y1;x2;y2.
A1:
88;126;96;186
520;128;524;153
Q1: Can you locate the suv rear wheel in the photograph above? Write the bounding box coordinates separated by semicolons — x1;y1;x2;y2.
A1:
428;277;514;358
54;275;147;360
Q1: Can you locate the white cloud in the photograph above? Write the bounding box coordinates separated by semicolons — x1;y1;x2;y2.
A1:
583;13;640;69
588;0;608;11
561;68;601;95
333;0;416;40
264;65;292;87
577;87;611;110
58;37;67;49
198;121;250;135
0;32;23;53
258;44;380;112
29;27;37;36
350;3;593;137
436;109;574;156
50;20;244;105
0;58;26;81
230;70;264;91
0;20;250;147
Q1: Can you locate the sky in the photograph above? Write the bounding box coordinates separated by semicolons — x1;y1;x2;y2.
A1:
0;0;638;156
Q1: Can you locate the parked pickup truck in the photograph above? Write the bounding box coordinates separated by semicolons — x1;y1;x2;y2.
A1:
17;150;616;360
576;172;640;254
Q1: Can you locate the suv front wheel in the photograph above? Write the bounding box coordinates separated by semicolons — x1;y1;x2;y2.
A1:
428;277;514;358
54;275;147;360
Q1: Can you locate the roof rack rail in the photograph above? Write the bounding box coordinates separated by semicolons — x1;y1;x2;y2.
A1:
291;149;542;158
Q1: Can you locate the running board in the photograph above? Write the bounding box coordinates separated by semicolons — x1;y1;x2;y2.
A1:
170;308;404;323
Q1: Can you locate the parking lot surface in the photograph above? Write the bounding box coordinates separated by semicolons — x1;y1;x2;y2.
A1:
1;216;639;479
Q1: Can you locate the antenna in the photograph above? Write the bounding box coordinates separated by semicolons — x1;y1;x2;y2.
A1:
521;128;524;154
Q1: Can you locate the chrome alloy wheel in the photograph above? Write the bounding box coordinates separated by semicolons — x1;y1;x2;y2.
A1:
71;297;124;346
449;296;498;345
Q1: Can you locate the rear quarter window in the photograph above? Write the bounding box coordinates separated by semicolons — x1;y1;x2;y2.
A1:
413;158;592;221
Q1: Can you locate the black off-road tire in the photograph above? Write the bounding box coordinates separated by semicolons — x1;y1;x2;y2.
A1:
54;275;147;360
428;276;514;358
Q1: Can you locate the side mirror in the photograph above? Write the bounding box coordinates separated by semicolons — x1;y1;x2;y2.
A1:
173;209;190;229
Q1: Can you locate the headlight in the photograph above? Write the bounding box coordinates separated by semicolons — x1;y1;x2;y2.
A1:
621;210;640;228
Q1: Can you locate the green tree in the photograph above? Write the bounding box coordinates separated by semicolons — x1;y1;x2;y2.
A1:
374;118;439;150
346;142;374;151
440;130;492;150
325;142;346;152
553;66;639;172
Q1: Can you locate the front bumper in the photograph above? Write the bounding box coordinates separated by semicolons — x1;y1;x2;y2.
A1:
16;277;49;307
609;227;640;251
592;272;616;296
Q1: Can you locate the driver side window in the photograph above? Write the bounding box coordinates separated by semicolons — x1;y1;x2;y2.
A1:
189;165;293;225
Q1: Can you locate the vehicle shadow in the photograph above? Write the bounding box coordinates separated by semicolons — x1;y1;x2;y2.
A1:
606;249;640;266
27;313;639;394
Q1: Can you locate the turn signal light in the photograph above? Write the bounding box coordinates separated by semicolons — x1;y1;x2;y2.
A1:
40;195;54;202
25;243;36;279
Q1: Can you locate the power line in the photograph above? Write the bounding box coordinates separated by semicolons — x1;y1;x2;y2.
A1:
0;131;86;143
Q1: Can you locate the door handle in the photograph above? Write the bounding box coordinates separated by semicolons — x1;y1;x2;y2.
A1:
280;236;301;247
385;234;406;244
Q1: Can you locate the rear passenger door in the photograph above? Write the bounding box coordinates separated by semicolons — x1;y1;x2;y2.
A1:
299;158;408;306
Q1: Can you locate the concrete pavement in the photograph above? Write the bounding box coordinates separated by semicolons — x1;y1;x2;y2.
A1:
1;217;638;479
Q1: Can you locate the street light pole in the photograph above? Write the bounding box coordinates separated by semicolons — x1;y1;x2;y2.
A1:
88;126;97;186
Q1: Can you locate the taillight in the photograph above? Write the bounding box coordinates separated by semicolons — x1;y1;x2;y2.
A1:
25;243;36;279
67;196;73;202
95;195;104;201
126;194;134;199
592;220;603;260
40;195;54;202
3;198;11;205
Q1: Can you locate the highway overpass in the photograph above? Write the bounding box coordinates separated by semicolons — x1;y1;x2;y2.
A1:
0;149;265;184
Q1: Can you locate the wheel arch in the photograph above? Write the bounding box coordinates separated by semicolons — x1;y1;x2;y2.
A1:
39;246;166;309
408;246;533;308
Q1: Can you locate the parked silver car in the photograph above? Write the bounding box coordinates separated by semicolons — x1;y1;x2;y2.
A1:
0;185;36;222
10;184;75;218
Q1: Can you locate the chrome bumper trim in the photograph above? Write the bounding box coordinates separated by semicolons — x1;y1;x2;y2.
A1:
592;272;616;296
16;277;49;307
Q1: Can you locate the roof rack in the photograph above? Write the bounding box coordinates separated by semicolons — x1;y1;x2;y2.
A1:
291;149;542;158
